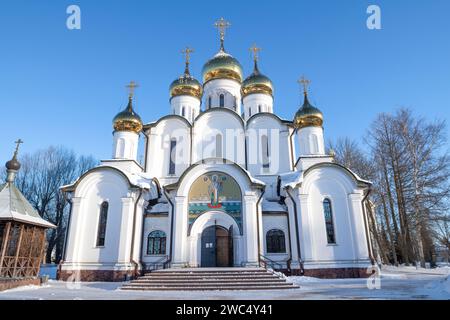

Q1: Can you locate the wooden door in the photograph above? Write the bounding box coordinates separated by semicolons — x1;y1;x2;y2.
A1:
215;227;229;267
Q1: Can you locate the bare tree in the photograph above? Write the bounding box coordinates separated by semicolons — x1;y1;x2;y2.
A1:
13;146;97;263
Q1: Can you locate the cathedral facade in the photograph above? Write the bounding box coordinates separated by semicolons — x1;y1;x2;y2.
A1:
59;19;374;281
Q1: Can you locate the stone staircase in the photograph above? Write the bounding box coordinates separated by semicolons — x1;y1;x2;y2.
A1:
121;267;299;291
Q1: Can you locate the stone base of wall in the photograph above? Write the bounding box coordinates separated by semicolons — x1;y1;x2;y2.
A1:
58;269;137;282
302;267;372;279
277;267;372;278
0;277;42;292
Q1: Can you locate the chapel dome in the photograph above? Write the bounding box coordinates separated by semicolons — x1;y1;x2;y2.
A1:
202;49;243;84
241;62;273;98
113;97;143;133
170;60;203;101
5;158;20;171
294;93;323;129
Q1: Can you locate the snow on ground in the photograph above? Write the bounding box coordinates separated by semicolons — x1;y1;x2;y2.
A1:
0;266;449;300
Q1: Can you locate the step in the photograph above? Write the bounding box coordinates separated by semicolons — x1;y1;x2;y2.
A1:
122;285;299;291
149;267;265;273
123;281;290;287
132;279;286;284
146;270;269;275
140;274;278;279
121;268;297;291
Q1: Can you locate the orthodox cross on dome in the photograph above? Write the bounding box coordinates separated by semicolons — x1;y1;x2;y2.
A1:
126;81;139;100
250;44;261;72
181;46;194;75
214;17;231;51
250;44;261;62
298;75;311;96
13;139;23;157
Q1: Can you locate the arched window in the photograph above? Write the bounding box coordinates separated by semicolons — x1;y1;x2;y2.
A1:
181;106;185;117
117;138;125;158
261;134;270;169
169;138;176;175
215;134;223;158
266;229;286;253
323;199;336;244
219;94;225;107
96;202;108;247
147;230;166;255
208;96;212;109
310;134;319;154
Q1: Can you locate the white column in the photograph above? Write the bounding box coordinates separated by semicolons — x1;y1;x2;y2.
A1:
171;195;188;267
64;197;84;263
284;195;300;269
242;193;259;267
348;193;369;260
298;193;315;262
117;197;134;263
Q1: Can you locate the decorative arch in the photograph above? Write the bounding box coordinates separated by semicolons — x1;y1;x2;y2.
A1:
188;172;242;235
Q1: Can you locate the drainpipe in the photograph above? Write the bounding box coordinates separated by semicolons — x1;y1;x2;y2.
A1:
130;188;143;279
288;128;297;171
255;187;265;266
163;186;174;267
285;188;303;274
361;187;375;265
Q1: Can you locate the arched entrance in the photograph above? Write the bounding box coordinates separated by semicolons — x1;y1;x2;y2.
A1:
200;225;234;267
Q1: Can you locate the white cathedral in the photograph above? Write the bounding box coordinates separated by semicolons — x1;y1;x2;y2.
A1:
59;19;374;281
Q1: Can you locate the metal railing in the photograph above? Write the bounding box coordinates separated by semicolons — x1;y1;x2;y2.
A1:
142;255;170;272
259;254;285;271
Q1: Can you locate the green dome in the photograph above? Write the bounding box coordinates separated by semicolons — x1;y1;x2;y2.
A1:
241;62;273;97
202;50;243;83
294;94;323;129
113;98;143;133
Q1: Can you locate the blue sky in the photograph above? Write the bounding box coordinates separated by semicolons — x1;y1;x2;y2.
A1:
1;0;449;165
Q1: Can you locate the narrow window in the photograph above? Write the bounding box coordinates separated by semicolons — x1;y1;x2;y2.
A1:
266;229;286;253
215;134;223;158
147;230;167;255
262;134;270;168
323;199;336;244
96;202;108;247
169;139;176;175
208;96;212;108
248;108;252;118
181;106;185;117
219;94;224;107
258;105;262;113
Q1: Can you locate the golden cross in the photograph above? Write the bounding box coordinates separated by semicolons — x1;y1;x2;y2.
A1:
250;44;261;62
214;17;231;48
181;47;194;64
298;75;311;95
126;81;139;99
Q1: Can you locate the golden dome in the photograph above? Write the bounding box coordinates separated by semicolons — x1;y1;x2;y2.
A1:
113;97;143;133
170;71;203;99
202;49;243;83
294;93;323;129
241;61;273;98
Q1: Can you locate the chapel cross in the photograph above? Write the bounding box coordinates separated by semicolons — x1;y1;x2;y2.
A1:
126;81;139;99
250;44;261;62
214;17;231;49
181;46;194;64
12;139;23;159
298;76;311;95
